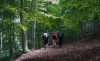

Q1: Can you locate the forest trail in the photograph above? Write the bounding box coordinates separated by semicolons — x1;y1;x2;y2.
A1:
14;35;100;61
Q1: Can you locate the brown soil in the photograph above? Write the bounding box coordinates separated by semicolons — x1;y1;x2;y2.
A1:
14;34;100;61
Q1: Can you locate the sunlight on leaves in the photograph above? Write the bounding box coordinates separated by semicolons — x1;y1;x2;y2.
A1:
19;23;27;31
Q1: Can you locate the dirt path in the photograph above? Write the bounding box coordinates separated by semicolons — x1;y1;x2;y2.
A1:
14;37;100;61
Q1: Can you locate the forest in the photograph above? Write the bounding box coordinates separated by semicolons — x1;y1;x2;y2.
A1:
0;0;100;61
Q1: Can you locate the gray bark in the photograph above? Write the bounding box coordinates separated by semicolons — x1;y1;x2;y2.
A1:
20;0;28;53
32;0;37;49
0;30;2;53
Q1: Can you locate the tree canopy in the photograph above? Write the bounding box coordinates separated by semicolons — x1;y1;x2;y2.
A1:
0;0;100;61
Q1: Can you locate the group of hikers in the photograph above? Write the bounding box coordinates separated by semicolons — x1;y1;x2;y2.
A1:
42;30;64;49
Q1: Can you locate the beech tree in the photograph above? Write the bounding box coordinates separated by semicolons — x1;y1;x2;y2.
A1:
20;0;28;53
0;0;100;61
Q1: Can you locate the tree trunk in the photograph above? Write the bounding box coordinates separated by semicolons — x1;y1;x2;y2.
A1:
31;0;37;49
9;16;14;61
20;0;28;53
27;23;33;49
12;18;17;59
93;11;99;34
9;26;13;61
33;20;36;49
79;20;83;39
0;30;2;54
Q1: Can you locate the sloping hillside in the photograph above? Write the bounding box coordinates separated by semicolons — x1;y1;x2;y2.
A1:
15;34;100;61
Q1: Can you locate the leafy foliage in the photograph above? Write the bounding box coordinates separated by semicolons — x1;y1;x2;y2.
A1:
0;0;100;61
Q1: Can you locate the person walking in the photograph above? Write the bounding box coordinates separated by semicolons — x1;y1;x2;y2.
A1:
42;30;49;49
58;30;64;47
52;31;57;47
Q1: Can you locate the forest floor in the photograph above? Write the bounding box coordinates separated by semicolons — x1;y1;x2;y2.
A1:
14;34;100;61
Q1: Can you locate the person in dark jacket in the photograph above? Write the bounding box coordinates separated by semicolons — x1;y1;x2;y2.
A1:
42;30;49;49
58;30;64;47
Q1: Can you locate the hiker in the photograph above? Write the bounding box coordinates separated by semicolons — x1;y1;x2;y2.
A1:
52;31;57;47
58;30;64;47
42;30;49;49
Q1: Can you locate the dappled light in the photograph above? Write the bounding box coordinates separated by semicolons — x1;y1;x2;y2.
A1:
0;0;100;61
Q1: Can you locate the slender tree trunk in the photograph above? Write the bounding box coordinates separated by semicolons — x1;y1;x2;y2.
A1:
9;25;13;61
20;0;28;53
34;0;37;49
0;22;2;61
12;18;16;59
33;20;36;49
32;22;34;48
82;24;86;38
79;20;83;39
93;11;99;34
0;16;3;54
27;23;32;49
31;0;34;49
0;30;2;54
31;0;37;49
9;16;14;61
0;30;2;60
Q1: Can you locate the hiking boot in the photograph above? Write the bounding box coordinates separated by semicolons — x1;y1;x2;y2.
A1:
46;44;48;47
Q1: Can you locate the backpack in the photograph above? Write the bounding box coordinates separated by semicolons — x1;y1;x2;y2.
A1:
59;32;63;38
43;33;49;40
53;34;57;39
